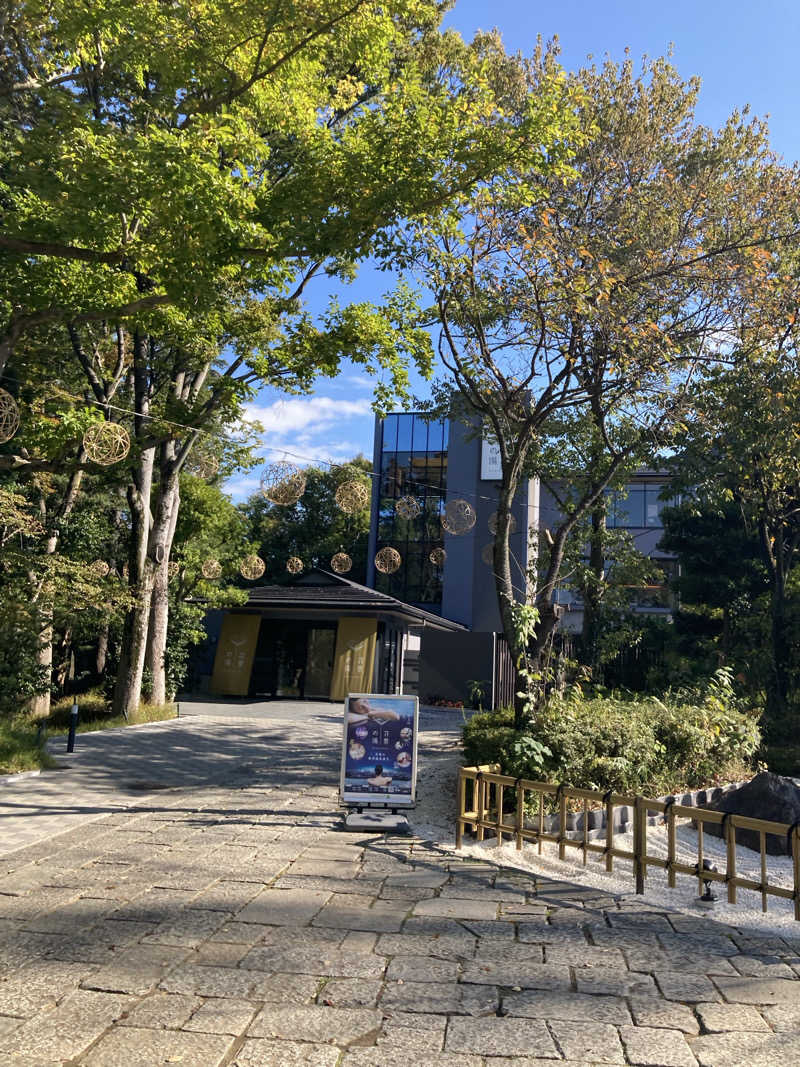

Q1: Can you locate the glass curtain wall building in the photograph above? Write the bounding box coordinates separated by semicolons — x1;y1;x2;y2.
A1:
373;413;449;611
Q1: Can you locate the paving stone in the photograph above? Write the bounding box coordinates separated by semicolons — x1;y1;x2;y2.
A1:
378;1010;447;1030
460;959;572;990
729;955;798;979
233;1038;341;1065
236;887;330;925
503;989;631;1023
117;992;202;1029
472;940;544;963
695;1002;770;1032
248;972;322;1003
186;881;265;912
460;919;516;940
618;1024;698;1066
109;887;198;923
386;955;461;983
412;898;499;921
82;944;189;995
313;896;407;933
183;995;258;1034
143;906;230;947
549;1020;625;1063
545;944;626;968
341;931;378;953
0;1015;21;1038
655;971;720;1002
160;963;257;998
242;942;386;979
318;977;383;1007
445;1015;559;1057
344;1051;483;1067
0;989;136;1060
761;1002;800;1030
713;975;800;1004
384;871;450;889
0;959;92;1017
574;967;657;998
377;1024;444;1051
629;998;700;1034
82;1025;234;1065
192;940;250;966
376;933;476;961
248;1003;382;1044
689;1031;800;1067
380;980;498;1015
626;951;737;977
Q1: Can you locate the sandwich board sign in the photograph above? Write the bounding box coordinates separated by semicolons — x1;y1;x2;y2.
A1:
339;694;419;825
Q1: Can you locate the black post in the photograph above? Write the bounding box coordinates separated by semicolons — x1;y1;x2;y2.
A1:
66;702;79;753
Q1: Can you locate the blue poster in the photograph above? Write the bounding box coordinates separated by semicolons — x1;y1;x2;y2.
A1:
339;694;419;807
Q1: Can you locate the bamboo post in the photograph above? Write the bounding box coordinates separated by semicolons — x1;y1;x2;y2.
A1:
456;769;465;850
634;796;645;894
582;798;589;866
515;779;524;851
476;772;485;843
558;786;567;861
665;798;676;889
697;819;704;897
604;790;614;873
792;823;800;922
496;782;504;844
538;791;544;855
760;830;768;913
724;814;737;904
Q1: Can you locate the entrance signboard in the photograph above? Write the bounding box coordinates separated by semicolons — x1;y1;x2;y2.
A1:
339;693;419;808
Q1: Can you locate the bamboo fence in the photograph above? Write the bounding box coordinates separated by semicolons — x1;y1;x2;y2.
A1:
456;764;800;920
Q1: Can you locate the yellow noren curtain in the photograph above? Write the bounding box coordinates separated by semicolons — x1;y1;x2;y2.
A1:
330;617;377;700
211;614;261;696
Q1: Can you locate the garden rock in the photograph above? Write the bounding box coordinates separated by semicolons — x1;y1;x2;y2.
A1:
697;772;800;855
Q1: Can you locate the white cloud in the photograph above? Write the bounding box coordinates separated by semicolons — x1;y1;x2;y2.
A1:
244;395;373;435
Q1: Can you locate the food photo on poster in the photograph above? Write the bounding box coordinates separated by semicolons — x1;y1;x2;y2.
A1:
340;694;419;806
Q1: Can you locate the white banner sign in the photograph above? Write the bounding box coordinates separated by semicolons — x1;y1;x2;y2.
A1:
480;438;502;480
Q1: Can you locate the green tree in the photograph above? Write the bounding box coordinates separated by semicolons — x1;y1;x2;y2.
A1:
403;49;793;726
242;459;372;584
667;353;800;724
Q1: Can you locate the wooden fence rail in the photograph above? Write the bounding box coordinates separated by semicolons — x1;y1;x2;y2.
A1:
456;764;800;920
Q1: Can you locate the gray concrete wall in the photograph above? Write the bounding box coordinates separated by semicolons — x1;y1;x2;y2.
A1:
418;629;494;707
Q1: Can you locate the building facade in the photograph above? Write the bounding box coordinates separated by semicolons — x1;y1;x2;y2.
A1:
367;412;676;704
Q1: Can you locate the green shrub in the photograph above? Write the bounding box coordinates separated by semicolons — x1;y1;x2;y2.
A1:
463;669;761;798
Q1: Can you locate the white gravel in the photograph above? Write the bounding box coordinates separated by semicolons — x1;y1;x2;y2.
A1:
411;751;800;939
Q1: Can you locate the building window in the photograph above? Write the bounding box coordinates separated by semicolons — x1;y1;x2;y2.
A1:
606;483;676;528
375;413;448;609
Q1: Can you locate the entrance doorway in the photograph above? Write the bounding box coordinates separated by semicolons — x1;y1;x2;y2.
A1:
249;620;337;699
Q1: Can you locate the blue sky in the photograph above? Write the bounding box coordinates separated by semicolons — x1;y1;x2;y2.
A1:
229;0;800;500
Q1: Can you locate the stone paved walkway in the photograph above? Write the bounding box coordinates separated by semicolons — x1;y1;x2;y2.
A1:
0;708;799;1065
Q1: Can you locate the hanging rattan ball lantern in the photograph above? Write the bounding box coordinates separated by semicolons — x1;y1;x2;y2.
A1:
481;542;495;566
374;546;402;574
201;558;222;579
0;389;20;444
239;554;266;580
488;510;517;535
286;556;304;574
89;559;110;578
395;495;420;520
83;421;131;466
335;479;370;514
429;547;446;567
186;447;219;480
260;461;306;506
441;498;476;535
330;552;353;574
168;561;180;579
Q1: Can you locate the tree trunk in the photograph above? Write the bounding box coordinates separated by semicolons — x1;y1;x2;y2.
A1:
28;467;84;718
145;472;181;705
581;503;606;676
95;618;110;678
